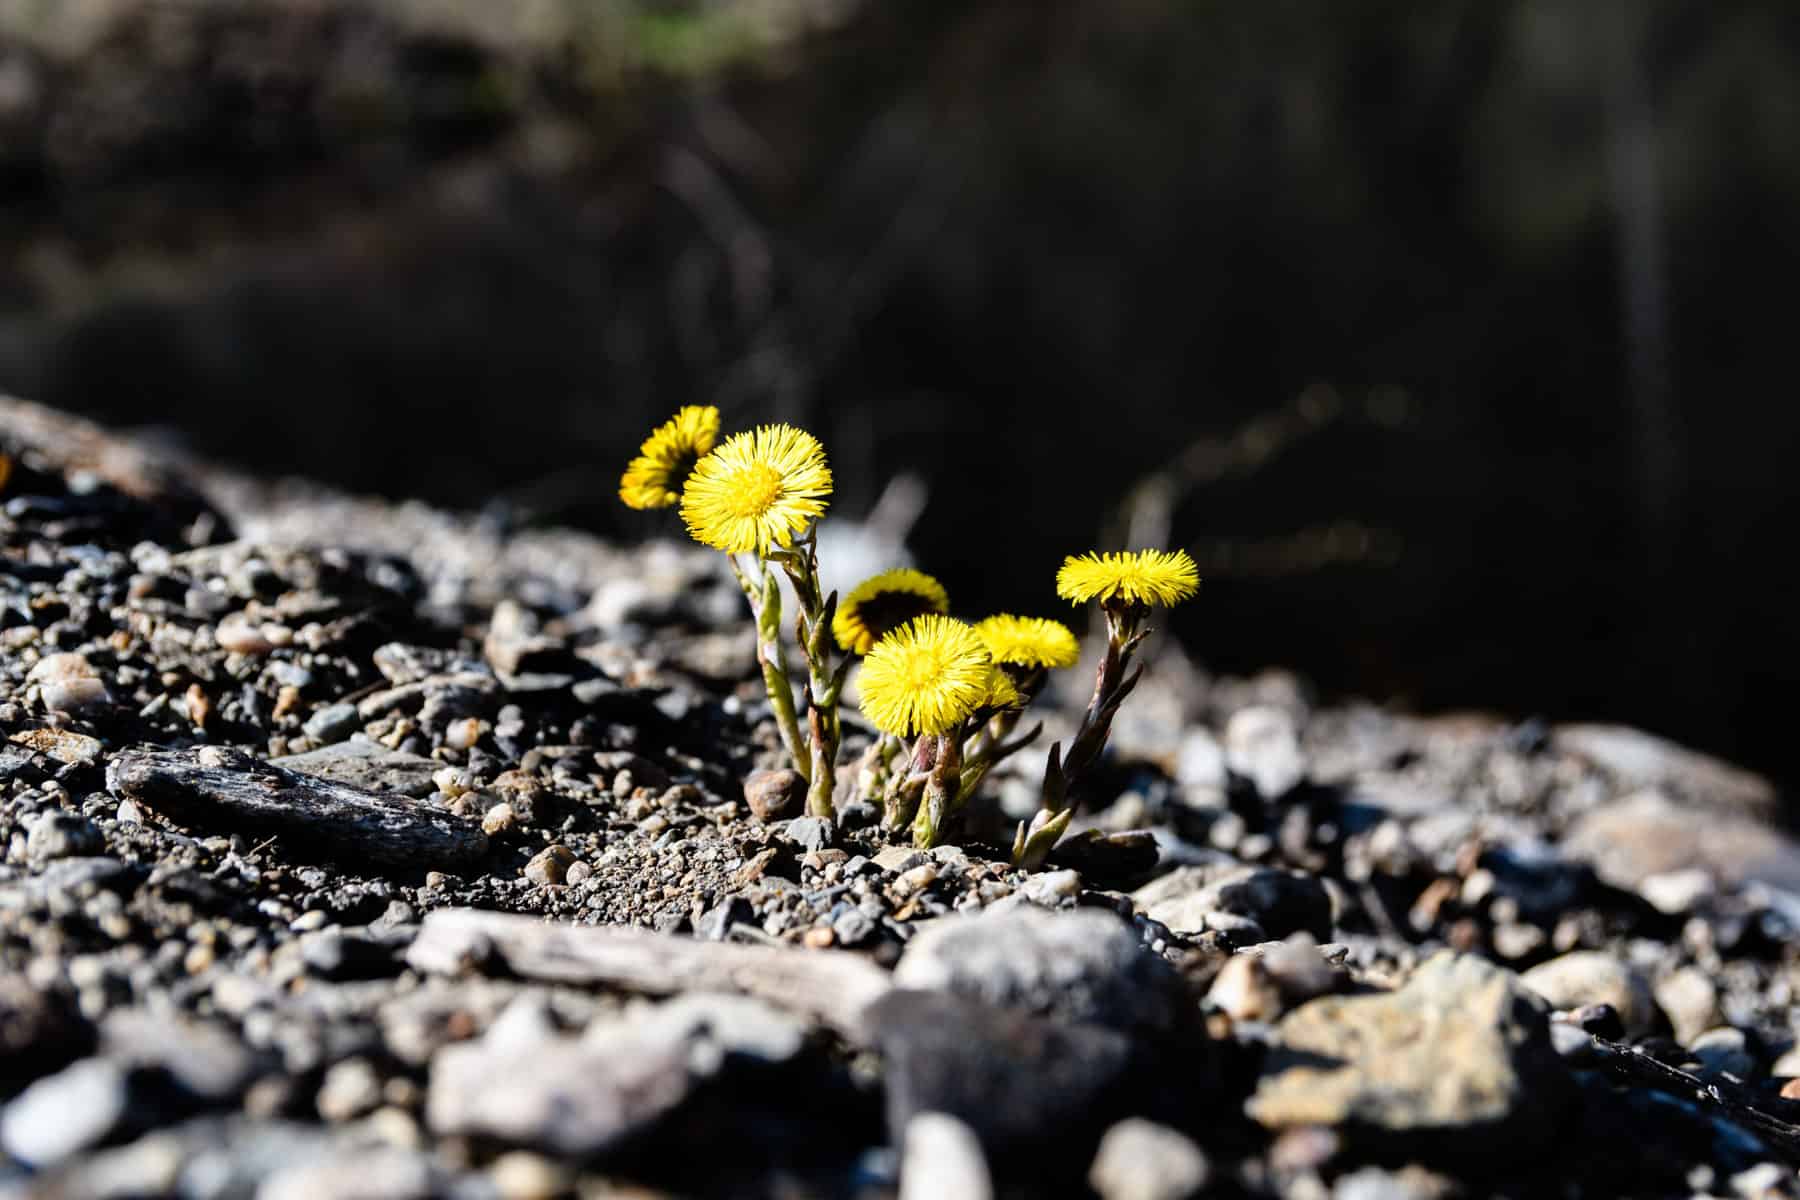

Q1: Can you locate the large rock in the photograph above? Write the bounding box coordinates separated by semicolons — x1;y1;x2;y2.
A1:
100;1009;261;1103
1;1058;130;1168
426;992;805;1157
1132;863;1332;942
868;989;1137;1177
1552;725;1776;818
1560;789;1800;893
1520;951;1662;1039
893;908;1188;1037
1247;952;1572;1163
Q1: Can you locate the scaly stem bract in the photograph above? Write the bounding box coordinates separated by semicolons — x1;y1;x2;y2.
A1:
780;528;841;820
912;732;963;849
1013;600;1148;868
883;734;935;833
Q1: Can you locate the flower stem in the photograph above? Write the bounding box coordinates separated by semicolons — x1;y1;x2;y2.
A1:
730;556;810;783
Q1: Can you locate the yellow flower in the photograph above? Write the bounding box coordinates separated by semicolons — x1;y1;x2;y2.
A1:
974;614;1080;670
833;568;951;655
680;424;832;555
619;406;721;510
858;615;992;736
1056;549;1200;607
984;667;1022;712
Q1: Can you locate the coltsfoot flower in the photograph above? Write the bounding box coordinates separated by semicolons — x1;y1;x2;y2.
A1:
974;614;1081;670
680;424;832;555
833;568;951;654
619;405;720;510
983;667;1023;712
858;615;992;736
1055;549;1200;607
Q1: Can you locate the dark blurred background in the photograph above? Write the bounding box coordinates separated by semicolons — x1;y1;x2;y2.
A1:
2;0;1797;783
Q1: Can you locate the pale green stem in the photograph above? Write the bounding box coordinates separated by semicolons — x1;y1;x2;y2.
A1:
730;556;809;783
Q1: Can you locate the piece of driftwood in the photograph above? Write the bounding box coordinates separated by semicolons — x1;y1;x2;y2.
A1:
406;908;895;1042
107;746;488;870
1589;1037;1800;1163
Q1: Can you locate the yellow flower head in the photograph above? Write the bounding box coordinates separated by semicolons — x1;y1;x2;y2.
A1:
974;614;1081;670
833;568;951;655
857;615;992;737
619;405;721;510
680;424;832;555
1056;549;1200;608
983;667;1022;712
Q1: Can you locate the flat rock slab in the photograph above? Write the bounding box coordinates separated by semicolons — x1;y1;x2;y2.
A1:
106;746;487;871
269;738;443;799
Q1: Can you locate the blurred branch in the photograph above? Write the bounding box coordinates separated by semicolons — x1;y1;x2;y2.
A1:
1108;383;1414;554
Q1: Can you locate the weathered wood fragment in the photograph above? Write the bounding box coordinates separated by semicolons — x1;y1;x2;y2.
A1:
406;907;895;1042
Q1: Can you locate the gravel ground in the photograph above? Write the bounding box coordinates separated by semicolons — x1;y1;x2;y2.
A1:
3;395;1800;1200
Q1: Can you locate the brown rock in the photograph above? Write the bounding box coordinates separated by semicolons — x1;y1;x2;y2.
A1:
1248;952;1572;1162
743;769;805;821
523;845;575;886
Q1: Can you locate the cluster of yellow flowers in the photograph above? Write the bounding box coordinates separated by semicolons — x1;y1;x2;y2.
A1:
619;406;1198;861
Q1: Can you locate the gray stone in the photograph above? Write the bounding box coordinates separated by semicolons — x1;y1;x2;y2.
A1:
0;856;134;909
1552;724;1776;817
869;989;1137;1173
301;702;361;744
271;738;443;798
1088;1118;1210;1200
1225;705;1305;799
427;992;804;1157
874;846;928;873
893;907;1185;1036
1655;966;1722;1046
315;1058;384;1122
100;1009;259;1102
1;1057;129;1167
1520;951;1661;1038
26;810;104;863
900;1112;993;1200
428;1030;691;1157
782;816;835;851
1689;1027;1760;1080
1175;728;1227;790
1022;869;1083;906
1247;952;1572;1163
832;907;876;946
0;974;85;1079
1132;863;1331;941
696;896;753;941
258;1147;473;1200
